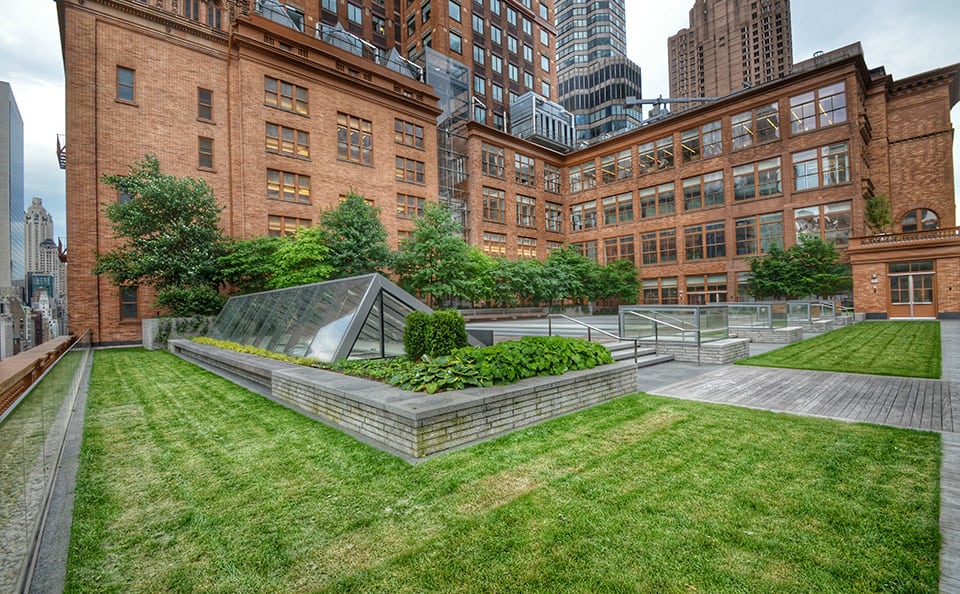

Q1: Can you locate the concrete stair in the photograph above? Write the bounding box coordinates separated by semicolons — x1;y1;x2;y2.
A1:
603;341;675;368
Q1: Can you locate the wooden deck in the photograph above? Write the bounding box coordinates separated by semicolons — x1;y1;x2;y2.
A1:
651;366;955;432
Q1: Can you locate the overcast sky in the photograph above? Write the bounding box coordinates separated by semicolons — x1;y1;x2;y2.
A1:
1;1;958;244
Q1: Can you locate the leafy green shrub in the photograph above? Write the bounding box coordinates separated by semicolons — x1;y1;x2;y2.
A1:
403;311;431;361
156;286;226;316
426;309;469;357
390;336;614;394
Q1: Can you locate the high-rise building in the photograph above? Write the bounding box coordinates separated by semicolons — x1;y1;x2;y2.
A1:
0;82;25;293
555;0;642;142
668;0;792;111
25;197;54;273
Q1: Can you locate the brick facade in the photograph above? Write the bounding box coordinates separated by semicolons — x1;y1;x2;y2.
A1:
59;0;959;343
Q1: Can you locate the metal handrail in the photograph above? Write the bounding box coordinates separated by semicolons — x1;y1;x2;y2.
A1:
626;311;702;366
547;314;640;364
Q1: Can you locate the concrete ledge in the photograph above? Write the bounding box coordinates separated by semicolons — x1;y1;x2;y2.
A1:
638;338;750;364
802;319;834;333
169;339;638;460
731;326;803;344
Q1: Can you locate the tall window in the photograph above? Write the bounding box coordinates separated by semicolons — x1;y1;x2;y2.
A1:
544;163;561;193
268;215;311;237
482;231;507;256
117;66;135;102
396;194;425;218
735;213;783;255
337;113;372;164
198;137;213;169
515;153;535;185
600;149;632;183
901;208;939;233
602;192;633;225
733;158;781;201
348;3;363;24
207;4;222;28
517;236;537;259
639;183;675;219
685;222;726;260
395;119;424;148
449;31;462;54
572;240;598;261
267;169;311;203
120;286;138;320
395;157;425;183
642;278;678;304
448;0;461;21
731;103;779;150
570;200;597;231
517;194;536;227
682;172;723;211
795;201;852;245
545;201;562;232
266;123;309;158
482;187;506;223
265;77;308;114
604;235;635;264
793;142;849;190
680;120;722;162
637;136;673;174
568;160;596;193
197;88;213;121
641;229;677;265
790;81;846;134
481;143;504;177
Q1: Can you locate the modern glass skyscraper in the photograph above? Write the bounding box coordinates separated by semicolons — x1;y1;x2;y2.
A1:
555;0;643;142
0;82;24;292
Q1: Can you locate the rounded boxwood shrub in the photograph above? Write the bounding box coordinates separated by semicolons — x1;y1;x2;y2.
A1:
426;309;469;357
403;311;431;361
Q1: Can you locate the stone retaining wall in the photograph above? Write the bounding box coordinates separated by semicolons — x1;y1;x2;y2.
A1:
169;339;638;460
731;326;803;344
638;338;750;364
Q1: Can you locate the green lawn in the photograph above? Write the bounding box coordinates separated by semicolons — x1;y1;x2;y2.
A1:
736;320;942;378
67;349;941;593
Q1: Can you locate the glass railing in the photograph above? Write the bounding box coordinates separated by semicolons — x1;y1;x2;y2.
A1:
0;331;92;593
729;301;839;329
619;305;729;344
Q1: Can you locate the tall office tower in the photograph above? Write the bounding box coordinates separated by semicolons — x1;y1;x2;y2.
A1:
0;82;24;293
668;0;792;111
555;0;642;142
402;0;560;130
25;197;54;273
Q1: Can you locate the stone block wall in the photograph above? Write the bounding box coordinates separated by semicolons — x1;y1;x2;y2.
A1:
640;338;750;364
732;326;803;343
169;339;639;460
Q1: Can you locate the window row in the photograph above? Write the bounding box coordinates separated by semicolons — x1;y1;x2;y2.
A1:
481;187;562;232
480;143;562;194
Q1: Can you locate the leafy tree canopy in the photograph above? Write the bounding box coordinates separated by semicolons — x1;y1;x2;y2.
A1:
218;236;283;295
393;202;473;306
319;190;391;278
747;235;851;300
268;226;334;289
865;194;893;234
94;154;226;315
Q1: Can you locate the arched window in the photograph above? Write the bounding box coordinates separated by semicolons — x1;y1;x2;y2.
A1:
901;209;939;233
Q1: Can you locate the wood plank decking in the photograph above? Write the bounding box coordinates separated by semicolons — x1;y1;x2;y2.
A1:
651;366;954;432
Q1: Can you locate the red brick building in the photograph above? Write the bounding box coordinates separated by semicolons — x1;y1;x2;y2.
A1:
58;0;959;344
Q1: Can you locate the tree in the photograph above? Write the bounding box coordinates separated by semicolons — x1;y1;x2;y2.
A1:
747;235;851;300
865;194;893;234
218;236;283;295
392;202;473;307
94;154;226;315
544;246;599;304
268;226;334;289
318;190;392;278
594;259;640;303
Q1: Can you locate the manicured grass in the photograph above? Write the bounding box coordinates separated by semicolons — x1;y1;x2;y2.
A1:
737;320;942;378
67;348;941;593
